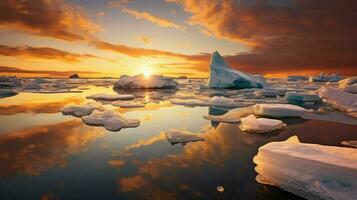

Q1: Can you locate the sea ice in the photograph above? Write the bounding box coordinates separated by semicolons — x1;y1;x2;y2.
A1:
114;74;177;89
24;82;42;90
61;102;104;117
253;104;308;117
33;77;50;84
165;129;204;144
208;51;267;89
239;114;286;133
87;93;134;101
0;76;22;88
341;141;357;148
309;72;343;82
285;92;321;102
287;76;308;81
111;101;145;108
203;106;254;123
0;89;17;98
339;77;357;94
254;90;280;97
82;110;140;131
319;86;357;112
253;136;357;200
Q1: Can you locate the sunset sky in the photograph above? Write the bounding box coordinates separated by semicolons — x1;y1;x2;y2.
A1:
0;0;356;78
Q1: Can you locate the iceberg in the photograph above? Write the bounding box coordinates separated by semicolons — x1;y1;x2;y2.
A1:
111;101;145;108
61;102;103;117
203;106;254;123
208;51;267;89
239;114;286;133
319;86;357;112
287;76;308;81
309;72;343;82
285;92;321;102
253;104;308;117
87;93;134;101
341;141;357;148
253;136;357;200
82;110;140;131
165;129;204;144
69;73;80;79
114;74;177;89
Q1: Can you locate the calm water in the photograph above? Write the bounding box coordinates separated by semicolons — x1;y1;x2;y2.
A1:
0;82;356;200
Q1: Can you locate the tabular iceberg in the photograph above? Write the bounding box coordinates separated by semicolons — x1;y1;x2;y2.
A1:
253;136;357;200
114;74;177;89
208;51;267;89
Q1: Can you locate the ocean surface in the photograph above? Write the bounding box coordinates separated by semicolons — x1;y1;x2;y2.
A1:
0;78;356;200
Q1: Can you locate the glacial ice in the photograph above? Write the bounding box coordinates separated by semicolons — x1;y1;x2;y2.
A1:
165;129;204;144
114;74;177;89
287;76;308;81
87;93;134;101
253;104;308;117
111;101;145;108
61;102;104;117
309;72;343;82
319;86;357;112
82;110;140;131
341;141;357;148
239;114;286;133
208;51;267;89
254;136;357;200
203;106;254;123
285;92;321;102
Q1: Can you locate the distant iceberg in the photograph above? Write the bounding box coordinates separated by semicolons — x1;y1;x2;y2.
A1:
309;72;343;82
208;51;267;89
287;76;308;81
253;104;308;117
87;93;134;101
114;74;177;89
285;92;321;103
254;136;357;200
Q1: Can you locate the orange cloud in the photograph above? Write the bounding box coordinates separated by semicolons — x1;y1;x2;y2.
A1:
0;45;100;62
0;0;99;41
122;7;183;30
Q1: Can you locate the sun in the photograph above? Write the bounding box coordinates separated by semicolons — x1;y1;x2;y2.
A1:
143;69;151;78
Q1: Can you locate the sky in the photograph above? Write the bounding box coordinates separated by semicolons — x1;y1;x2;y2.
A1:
0;0;356;78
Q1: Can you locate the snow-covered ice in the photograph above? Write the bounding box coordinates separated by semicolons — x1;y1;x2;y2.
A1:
82;110;140;131
87;93;134;101
208;51;267;89
285;92;321;102
203;106;254;123
61;102;104;117
253;136;357;200
253;104;308;117
239;114;286;133
114;74;177;89
165;129;204;144
319;86;357;112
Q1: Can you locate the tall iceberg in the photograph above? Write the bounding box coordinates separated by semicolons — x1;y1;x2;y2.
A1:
208;51;267;89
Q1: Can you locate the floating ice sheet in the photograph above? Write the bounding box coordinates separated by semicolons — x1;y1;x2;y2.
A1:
319;86;357;112
239;114;286;133
114;74;177;89
111;101;145;108
165;129;204;144
285;92;321;102
254;136;357;200
253;104;308;117
61;102;104;117
87;93;134;101
203;106;254;123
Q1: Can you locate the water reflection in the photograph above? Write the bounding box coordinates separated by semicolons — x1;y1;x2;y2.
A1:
0;120;104;177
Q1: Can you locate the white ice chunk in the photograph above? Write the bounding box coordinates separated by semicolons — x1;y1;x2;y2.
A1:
208;51;267;89
61;102;103;117
285;92;321;102
338;77;357;94
319;86;357;112
253;136;357;200
203;106;254;123
111;101;145;108
165;129;204;144
341;141;357;148
253;104;308;117
239;114;286;133
114;74;177;89
87;93;134;101
82;110;140;131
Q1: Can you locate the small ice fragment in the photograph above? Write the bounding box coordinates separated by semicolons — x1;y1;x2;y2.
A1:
287;76;308;81
319;86;357;112
341;141;357;148
254;136;357;200
285;92;321;102
87;93;134;101
114;74;177;89
216;186;224;192
239;114;286;133
203;106;254;123
254;90;280;97
309;72;343;82
111;101;145;108
82;110;140;131
253;104;307;117
61;102;103;117
165;129;204;144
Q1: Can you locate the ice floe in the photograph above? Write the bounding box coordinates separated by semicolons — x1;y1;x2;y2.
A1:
165;129;204;144
114;74;177;89
208;51;267;89
254;136;357;200
203;106;254;123
82;110;140;131
87;93;134;101
309;72;343;82
319;86;357;112
341;141;357;148
253;104;308;117
254;90;280;97
287;76;308;81
111;101;145;108
339;77;357;94
239;114;286;133
61;102;104;117
285;92;321;103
